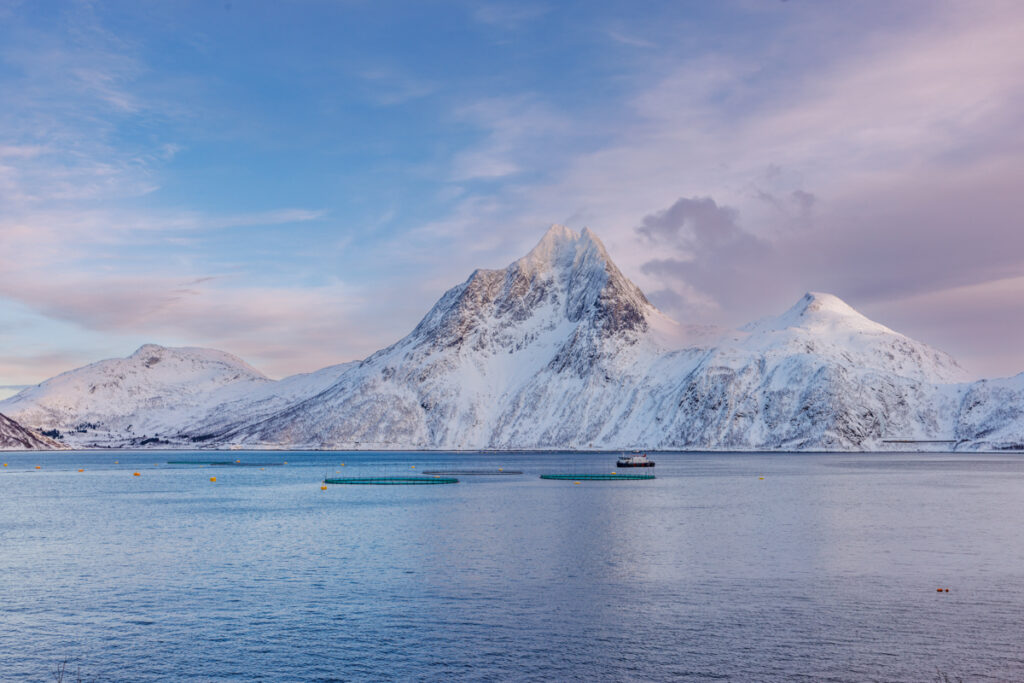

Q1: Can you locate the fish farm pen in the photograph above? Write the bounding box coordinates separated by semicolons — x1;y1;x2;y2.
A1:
540;474;656;481
166;461;285;467
420;469;523;475
323;476;459;485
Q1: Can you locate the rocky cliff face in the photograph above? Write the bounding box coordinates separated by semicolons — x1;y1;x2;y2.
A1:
0;412;67;450
0;225;1020;451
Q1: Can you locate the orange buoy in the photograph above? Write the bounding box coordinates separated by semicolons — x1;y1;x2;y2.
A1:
235;459;241;463
78;469;84;472
937;588;943;592
35;465;41;469
133;472;141;476
210;477;216;482
320;485;327;491
574;481;581;485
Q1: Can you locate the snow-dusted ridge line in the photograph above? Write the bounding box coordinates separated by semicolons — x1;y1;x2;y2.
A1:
1;225;1021;451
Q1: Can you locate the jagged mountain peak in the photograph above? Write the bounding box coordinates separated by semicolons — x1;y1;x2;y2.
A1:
406;226;655;354
516;224;610;274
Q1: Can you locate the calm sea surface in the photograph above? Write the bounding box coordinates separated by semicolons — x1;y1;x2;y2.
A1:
2;451;1023;681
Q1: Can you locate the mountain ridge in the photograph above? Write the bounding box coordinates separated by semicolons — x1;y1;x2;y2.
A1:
0;225;1018;451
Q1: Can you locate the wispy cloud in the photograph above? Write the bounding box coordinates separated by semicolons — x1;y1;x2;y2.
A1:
357;67;437;106
472;3;550;30
449;96;571;181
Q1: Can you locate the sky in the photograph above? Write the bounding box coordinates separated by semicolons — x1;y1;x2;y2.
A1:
2;0;1024;395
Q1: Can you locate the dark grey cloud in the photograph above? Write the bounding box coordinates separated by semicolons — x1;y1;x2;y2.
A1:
636;196;778;318
634;172;1024;377
636;196;742;248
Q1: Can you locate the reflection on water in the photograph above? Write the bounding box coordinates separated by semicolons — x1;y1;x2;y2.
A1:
2;451;1023;681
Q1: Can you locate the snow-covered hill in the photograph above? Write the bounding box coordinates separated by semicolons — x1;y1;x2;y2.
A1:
0;344;272;447
1;225;1021;451
954;373;1024;450
0;412;67;450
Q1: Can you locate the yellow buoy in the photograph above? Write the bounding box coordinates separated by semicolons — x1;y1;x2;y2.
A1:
498;467;503;472
260;467;264;471
759;476;764;480
133;472;141;476
611;471;617;475
3;463;7;467
340;463;345;466
574;481;580;485
411;465;416;468
114;461;119;464
210;477;216;482
283;461;287;464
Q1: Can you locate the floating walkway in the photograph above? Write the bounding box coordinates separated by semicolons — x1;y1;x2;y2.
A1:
421;469;522;475
323;476;459;485
540;473;655;481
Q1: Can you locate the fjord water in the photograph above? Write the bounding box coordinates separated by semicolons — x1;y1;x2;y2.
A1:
2;452;1023;681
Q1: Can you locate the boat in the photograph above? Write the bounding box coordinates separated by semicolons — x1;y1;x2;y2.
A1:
616;452;655;468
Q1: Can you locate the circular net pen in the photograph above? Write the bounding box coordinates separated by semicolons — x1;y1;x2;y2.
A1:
540;473;656;481
421;469;523;476
324;476;459;485
167;461;285;467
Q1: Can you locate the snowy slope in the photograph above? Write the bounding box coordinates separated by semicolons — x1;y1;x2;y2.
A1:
641;293;970;450
954;373;1024;450
0;412;67;450
0;344;272;447
2;225;1021;451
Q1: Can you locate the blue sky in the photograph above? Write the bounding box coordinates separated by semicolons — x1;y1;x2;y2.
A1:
2;0;1024;392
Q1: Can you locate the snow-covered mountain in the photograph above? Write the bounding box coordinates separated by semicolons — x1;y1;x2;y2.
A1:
0;343;356;448
0;412;66;450
1;225;1021;451
0;344;270;447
